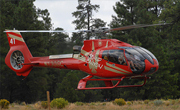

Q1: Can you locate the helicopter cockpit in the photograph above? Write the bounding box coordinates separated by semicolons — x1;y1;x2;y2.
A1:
102;47;158;74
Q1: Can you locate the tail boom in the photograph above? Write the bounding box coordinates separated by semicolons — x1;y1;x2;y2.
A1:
5;30;81;77
27;57;81;70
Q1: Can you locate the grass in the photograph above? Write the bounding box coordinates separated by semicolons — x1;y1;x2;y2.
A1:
7;99;180;110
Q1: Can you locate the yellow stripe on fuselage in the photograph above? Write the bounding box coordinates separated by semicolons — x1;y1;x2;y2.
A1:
104;66;129;75
81;49;89;56
106;63;131;74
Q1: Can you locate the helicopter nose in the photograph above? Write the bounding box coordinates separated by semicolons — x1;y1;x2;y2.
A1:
143;59;159;75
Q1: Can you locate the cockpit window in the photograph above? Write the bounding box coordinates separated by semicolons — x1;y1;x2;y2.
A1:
140;47;157;61
134;47;154;64
125;48;145;61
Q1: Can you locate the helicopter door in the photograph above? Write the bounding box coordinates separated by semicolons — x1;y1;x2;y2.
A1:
102;49;127;66
124;48;145;74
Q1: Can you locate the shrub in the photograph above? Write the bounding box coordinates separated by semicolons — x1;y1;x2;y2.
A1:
41;101;48;109
50;98;68;109
165;101;170;106
131;101;134;104
75;102;84;106
138;101;143;104
34;101;41;109
102;102;106;106
178;99;180;104
171;100;176;105
96;101;101;106
153;100;163;106
127;101;132;105
20;102;26;105
11;103;15;107
0;99;10;109
144;100;150;104
113;98;126;106
89;102;96;106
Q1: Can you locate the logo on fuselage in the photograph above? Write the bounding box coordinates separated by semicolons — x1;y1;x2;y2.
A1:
87;50;103;73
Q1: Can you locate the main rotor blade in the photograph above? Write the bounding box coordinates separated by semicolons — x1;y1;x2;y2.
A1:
4;30;66;33
76;30;91;33
104;23;171;33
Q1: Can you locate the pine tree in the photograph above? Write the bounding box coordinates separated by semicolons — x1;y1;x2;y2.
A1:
72;0;99;39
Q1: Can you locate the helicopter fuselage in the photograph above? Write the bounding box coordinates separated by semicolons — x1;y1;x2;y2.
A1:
29;39;159;78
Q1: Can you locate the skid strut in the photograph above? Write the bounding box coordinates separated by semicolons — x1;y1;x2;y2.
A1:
77;75;149;90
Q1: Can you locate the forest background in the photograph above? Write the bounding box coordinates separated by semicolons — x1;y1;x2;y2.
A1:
0;0;180;103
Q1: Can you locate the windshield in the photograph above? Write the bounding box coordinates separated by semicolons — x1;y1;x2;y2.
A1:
134;47;154;64
139;47;158;63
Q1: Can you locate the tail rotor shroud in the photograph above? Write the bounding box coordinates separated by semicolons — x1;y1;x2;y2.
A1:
10;50;24;70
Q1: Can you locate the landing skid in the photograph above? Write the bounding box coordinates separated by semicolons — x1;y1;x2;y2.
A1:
77;75;149;90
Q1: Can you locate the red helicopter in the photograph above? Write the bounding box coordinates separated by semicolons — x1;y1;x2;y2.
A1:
4;24;165;90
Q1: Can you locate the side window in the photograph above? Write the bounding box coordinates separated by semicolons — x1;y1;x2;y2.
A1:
109;50;118;64
102;50;108;60
102;50;127;65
